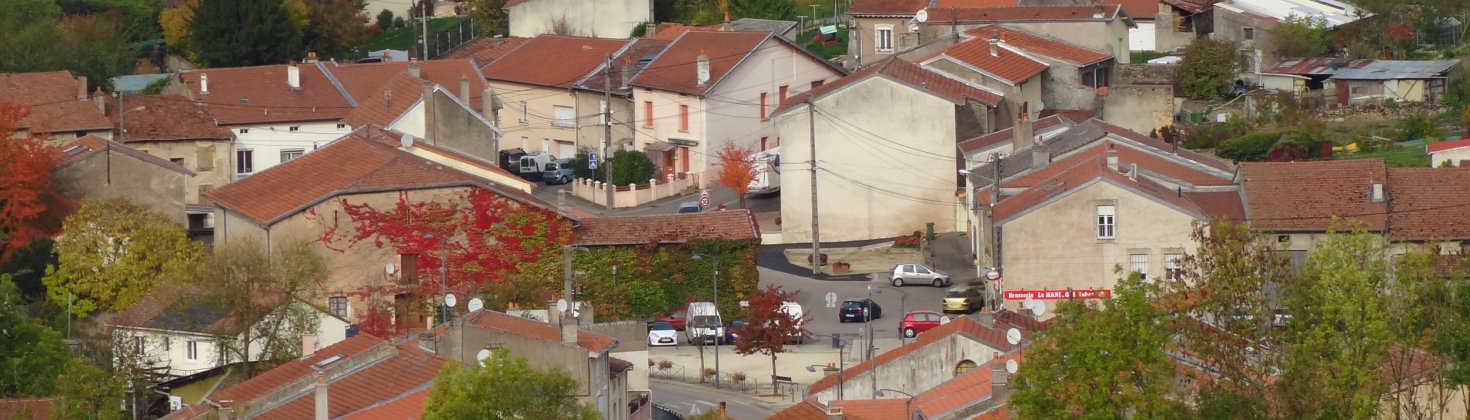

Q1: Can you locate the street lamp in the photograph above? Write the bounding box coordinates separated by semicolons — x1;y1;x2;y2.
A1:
692;253;721;389
887;287;911;344
423;232;450;325
806;334;850;400
876;388;918;419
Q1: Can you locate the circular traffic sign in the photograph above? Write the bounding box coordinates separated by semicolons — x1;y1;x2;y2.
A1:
699;190;711;207
986;269;1001;281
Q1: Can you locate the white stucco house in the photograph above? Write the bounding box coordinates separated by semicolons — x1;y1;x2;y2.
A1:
505;0;652;38
627;30;845;186
109;285;350;382
1430;138;1470;167
771;57;999;243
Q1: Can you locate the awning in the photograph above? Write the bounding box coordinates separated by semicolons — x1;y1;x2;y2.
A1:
668;138;700;147
644;140;676;152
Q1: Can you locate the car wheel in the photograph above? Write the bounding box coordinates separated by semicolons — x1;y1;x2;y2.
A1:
892;278;905;287
904;327;917;338
932;278;944;287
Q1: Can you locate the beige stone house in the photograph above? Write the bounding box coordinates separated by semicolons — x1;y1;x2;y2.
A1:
104;94;235;234
771;58;999;243
53;136;193;225
482;35;633;159
1156;0;1220;52
505;0;652;38
0;71;114;141
916;5;1134;64
326;58;505;164
1211;0;1364;71
910;30;1047;123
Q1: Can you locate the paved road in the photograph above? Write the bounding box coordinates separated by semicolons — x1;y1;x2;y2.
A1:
757;268;953;344
652;381;778;420
530;182;780;217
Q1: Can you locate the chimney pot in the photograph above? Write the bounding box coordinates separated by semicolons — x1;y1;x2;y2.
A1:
459;75;471;103
305;51;318;64
696;54;711;87
77;75;88;100
408;60;421;78
200;73;209;95
287;61;301;90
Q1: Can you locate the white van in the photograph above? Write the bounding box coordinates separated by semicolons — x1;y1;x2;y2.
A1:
685;301;724;345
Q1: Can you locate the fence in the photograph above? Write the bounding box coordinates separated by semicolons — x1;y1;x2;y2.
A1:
650;365;806;402
423;17;479;59
569;174;697;208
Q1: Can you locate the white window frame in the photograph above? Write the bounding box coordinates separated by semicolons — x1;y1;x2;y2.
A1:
875;25;895;53
236;149;254;175
186;340;199;361
521;136;529;151
552;105;575;128
1164;252;1184;280
1096;205;1116;240
280;149;304;163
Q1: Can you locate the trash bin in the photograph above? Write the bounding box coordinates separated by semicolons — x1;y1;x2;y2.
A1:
926;222;935;240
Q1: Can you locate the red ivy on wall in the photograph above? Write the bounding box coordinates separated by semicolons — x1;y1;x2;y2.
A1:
315;188;573;299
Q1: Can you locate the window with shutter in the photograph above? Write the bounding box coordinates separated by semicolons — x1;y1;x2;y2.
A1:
196;146;215;171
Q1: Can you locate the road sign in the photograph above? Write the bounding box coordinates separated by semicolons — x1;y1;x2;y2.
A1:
588;152;599;170
699;190;712;208
825;292;838;308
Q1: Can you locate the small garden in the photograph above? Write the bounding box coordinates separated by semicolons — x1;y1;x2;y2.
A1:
363;16;465;52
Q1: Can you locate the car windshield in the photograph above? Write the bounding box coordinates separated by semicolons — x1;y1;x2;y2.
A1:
544;163;557;171
842;301;864;309
946;290;970;298
651;321;673;330
689;315;721;327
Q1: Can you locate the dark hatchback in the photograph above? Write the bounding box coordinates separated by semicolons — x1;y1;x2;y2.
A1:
838;299;882;323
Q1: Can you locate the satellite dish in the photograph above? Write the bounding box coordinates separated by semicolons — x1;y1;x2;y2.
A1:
986;270;1001;281
399;134;413;149
1032;303;1047;317
556;299;569;313
1005;359;1018;374
476;349;491;364
1023;297;1038;310
384;263;396;276
1006;328;1022;345
939;315;951;325
1036;100;1045;111
467;298;484;312
915;9;929;23
444;294;458;308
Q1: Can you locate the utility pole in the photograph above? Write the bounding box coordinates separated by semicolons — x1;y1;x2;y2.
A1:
808;101;821;275
421;1;429;60
603;54;615;209
713;260;721;389
112;91;121;186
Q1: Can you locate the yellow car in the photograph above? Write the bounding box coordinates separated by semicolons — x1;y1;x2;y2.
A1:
943;285;987;314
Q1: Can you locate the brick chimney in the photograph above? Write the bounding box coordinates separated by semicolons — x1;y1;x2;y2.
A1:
287;61;301;90
76;76;88;100
200;73;209;95
1106;144;1119;171
696;54;710;86
305;51;319;64
313;373;328;420
459;74;470;103
1010;105;1032;151
408;58;421;78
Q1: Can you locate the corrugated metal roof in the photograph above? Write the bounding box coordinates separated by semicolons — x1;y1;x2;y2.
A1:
1328;60;1460;80
1214;0;1364;27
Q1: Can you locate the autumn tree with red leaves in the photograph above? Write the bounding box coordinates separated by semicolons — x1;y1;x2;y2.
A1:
732;284;808;391
0;102;70;264
714;142;757;209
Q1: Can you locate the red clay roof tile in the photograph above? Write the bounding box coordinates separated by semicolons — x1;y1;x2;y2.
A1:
929;5;1124;23
993;155;1207;223
180;64;353;125
1241;158;1388;232
1102;0;1160;19
58;135;195;176
481;35;631;89
1185;190;1245;222
629;31;775;96
922;35;1048;84
108;94;235;142
340;73;426;128
850;0;931;15
571;210;761;246
440;36;532;64
208;334;387;405
913;362;995;418
807;316;1019;395
958;114;1074;155
1428;138;1470;153
967;25;1112;65
775;57;1001;117
1386;167;1470;240
327;59;492;112
460;310;618;353
647;22;723;41
253;343;446;419
340;387;429;419
0;71;113;133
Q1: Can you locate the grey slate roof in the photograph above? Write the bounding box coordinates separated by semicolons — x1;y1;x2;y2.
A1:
968;118;1113;186
729;18;799;35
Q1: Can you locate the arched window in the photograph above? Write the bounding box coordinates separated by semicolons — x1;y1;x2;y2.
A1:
954;360;978;377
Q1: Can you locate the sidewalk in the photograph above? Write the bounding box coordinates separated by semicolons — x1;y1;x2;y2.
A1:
646;337;907;403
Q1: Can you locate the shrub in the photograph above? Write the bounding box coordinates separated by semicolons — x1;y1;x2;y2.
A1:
732;371;747;383
393;17;406;29
375;9;394;32
1177;37;1241;99
648;358;656;367
1217;131;1282;162
702;367;717;379
1185;123;1230;149
1396;114;1443;142
610;149;657;185
1383;98;1399;109
658;360;673;371
893;235;921;249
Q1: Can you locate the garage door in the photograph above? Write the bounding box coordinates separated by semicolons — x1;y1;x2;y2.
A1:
557;140;576;159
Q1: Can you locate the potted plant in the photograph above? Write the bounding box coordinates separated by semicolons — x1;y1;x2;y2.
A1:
702;368;717;380
832;261;851;274
732;371;747;384
657;360;673;371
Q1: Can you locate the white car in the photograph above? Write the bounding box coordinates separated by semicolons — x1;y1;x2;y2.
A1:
648;321;678;347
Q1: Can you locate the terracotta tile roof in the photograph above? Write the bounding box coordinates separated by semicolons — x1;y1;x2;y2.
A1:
341;73;426;128
993;155;1208;224
630;31;797;97
958;114;1074;155
359;130;527;186
1161;0;1221;14
934;0;1025;7
768;399;831;420
850;0;930;15
0;398;53;420
774;57;1000;117
968;25;1112;65
576;38;674;93
440;36;532;63
1089;118;1232;172
0;71;113;132
972;118;1225;187
808;316;1018;394
1102;0;1159;19
481;35;632;89
208;335;387;405
921;35;1048;84
159;403;212;419
108;94;234;142
1386;167;1470;240
770;398;909;420
609;356;634;376
1185;191;1245;222
1240;158;1388;232
326;58;492;112
913;363;995;418
180;64;353;125
205;126;550;225
648;22;723;41
340;387;429;419
992;308;1056;332
925;5;1124;23
1004;141;1232;188
571;210;761;246
460;309;619;352
58;135;195;176
254;343;446;419
1428;138;1470;153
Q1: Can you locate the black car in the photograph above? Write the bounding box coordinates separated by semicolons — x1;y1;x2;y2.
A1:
724;319;747;344
838;299;882;323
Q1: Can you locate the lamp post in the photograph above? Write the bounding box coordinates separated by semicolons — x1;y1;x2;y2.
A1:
423;232;449;325
866;285;880;398
692;253;720;389
877;388;918;419
888;287;910;344
807;334;850;400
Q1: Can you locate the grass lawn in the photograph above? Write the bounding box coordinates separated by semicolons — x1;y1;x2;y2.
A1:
793;0;842;22
797;26;848;60
1337;146;1431;167
364;17;464;52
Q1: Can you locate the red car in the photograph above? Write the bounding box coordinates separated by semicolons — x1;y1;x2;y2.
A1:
653;307;688;331
900;311;945;338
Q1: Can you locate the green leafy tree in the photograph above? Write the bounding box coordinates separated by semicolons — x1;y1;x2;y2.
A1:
189;0;304;67
1382;249;1460;418
422;350;599;420
302;0;369;60
42;198;203;318
60;13;138;93
1275;223;1396;419
1010;271;1185;419
1273;14;1329;59
1434;256;1470;418
1177;36;1241;99
730;0;794;20
0;0;67;73
609;149;657;186
732;284;808;392
50;358;127;420
192;239;328;377
466;0;510;36
0;277;70;397
375;8;395;31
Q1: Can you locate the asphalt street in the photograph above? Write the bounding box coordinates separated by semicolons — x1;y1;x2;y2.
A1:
651;380;777;420
756;267;954;343
529;181;778;216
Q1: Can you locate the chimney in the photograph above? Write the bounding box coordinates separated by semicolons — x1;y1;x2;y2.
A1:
200;73;209;95
988;29;1000;57
825;405;845;420
313;373;328;420
301;333;317;357
561;307;578;344
305;51;319;64
76;76;88;100
621;61;634;89
219;400;235;420
1010;105;1032;151
459;74;471;103
422;81;436;144
482;86;497;124
92;88;104;114
645;23;656;38
287;61;301;90
1093;5;1105;18
1129;163;1138;181
408;58;421;77
1031;135;1050;168
1106;145;1119;171
696;54;711;87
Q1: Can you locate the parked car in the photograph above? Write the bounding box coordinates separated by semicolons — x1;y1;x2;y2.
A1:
518;152;554;180
889;263;950;287
653;307;687;331
724;319;748;344
900;311;945;338
678;201;701;213
686;302;724;345
838;298;882;323
542;159;574;185
943;285;987;314
648;321;678;347
778;301;807;344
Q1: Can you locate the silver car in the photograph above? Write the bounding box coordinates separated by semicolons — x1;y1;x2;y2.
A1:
890;263;950;287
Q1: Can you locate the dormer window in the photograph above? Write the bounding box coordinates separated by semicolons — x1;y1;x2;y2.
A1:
1371;182;1385;202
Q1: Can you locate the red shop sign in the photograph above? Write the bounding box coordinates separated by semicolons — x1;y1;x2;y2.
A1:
1004;288;1113;300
